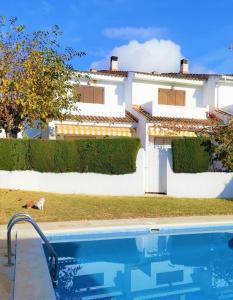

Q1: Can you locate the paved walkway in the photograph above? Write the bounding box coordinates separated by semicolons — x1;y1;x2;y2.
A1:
2;215;233;233
1;215;233;299
0;235;15;300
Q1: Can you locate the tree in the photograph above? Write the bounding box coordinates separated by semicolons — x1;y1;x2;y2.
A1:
0;16;84;138
209;120;233;171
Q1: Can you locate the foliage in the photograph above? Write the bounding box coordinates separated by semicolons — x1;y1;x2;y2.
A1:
172;137;211;173
0;139;30;170
209;120;233;171
0;138;141;174
0;16;84;137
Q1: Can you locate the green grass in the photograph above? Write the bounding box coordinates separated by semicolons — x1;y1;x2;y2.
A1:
0;189;233;224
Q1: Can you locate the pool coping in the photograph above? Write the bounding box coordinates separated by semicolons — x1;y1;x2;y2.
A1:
2;215;233;300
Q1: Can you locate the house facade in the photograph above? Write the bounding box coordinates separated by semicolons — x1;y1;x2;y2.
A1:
8;56;230;194
42;56;233;194
43;68;137;141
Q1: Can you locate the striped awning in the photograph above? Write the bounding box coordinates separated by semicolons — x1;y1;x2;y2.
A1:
56;124;136;137
148;126;196;137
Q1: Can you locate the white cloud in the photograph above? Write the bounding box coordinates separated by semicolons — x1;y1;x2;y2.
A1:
91;39;183;73
103;27;164;40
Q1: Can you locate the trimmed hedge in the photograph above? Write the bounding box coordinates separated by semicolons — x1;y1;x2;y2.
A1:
172;137;211;173
0;138;141;174
0;139;30;171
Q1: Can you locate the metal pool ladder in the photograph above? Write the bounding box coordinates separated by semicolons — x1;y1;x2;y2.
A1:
7;213;58;285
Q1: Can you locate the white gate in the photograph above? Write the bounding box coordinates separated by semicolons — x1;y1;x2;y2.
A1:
145;138;171;194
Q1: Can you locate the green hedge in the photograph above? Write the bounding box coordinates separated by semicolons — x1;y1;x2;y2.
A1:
172;137;211;173
0;139;30;171
0;138;141;174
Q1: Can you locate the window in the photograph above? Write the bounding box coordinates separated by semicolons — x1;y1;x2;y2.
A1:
158;88;185;106
73;85;105;104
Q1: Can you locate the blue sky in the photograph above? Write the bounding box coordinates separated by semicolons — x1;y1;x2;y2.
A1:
1;0;233;73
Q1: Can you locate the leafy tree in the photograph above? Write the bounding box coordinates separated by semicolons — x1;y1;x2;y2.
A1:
209;120;233;171
0;16;84;138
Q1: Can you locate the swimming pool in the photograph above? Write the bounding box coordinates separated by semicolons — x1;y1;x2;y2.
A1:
43;226;233;300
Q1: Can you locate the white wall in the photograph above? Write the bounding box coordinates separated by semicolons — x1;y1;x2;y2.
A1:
152;104;208;119
0;149;144;196
76;102;125;117
167;152;233;198
132;80;208;119
217;82;233;114
203;76;217;110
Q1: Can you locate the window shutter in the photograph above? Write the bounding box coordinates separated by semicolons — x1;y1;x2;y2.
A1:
175;90;185;106
75;85;85;102
84;86;94;103
158;88;185;106
158;89;169;104
167;90;176;105
94;87;104;104
73;85;105;104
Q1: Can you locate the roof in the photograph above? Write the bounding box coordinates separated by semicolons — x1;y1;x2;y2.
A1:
64;110;138;124
77;69;233;82
212;109;233;124
97;70;128;77
214;108;233;117
136;72;233;81
133;106;218;131
134;71;210;81
154;72;210;81
76;69;128;78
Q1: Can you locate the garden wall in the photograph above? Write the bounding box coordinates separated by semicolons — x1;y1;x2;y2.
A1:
0;149;144;196
167;152;233;198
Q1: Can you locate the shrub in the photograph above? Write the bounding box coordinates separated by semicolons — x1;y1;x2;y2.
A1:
0;138;141;174
0;139;30;170
172;137;211;173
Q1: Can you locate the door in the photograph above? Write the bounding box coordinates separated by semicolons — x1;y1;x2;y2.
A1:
145;138;171;194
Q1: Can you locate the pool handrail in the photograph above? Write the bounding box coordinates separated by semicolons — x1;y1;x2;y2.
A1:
7;213;33;230
7;214;58;285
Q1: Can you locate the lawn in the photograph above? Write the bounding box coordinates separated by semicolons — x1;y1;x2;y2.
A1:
0;189;233;224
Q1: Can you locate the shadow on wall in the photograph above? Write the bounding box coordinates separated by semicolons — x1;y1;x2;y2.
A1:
221;104;233;114
194;88;206;108
218;178;233;199
141;101;153;114
115;84;125;106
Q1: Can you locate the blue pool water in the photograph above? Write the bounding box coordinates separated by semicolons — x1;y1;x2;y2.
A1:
43;227;233;300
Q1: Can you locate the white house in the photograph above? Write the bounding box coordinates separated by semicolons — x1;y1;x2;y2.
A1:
2;56;232;195
46;68;138;141
40;56;233;194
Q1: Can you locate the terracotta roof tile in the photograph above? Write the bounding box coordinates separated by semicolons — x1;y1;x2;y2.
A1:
160;73;233;80
78;69;233;81
133;106;218;131
65;110;138;124
76;70;128;77
97;70;128;77
159;72;210;81
135;71;227;81
214;108;233;118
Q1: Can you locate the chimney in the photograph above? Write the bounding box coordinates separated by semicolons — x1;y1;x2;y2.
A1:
180;59;189;74
110;56;118;71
